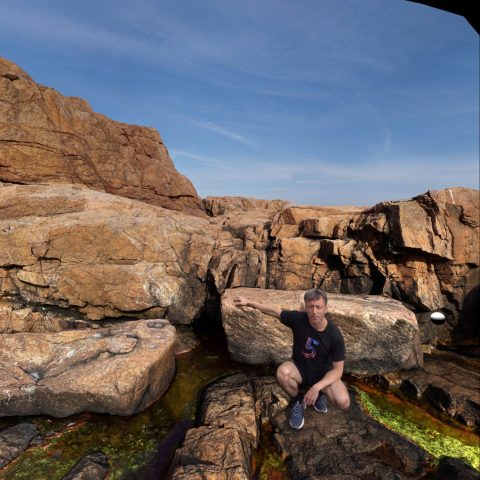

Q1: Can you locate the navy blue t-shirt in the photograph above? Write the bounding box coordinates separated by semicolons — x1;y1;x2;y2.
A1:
280;310;346;385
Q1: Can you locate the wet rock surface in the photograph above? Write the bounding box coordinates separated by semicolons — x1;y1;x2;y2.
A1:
222;288;422;374
171;426;252;478
171;373;477;480
428;456;480;480
0;319;176;417
272;393;432;479
0;422;38;468
174;325;201;355
61;451;110;480
391;350;480;428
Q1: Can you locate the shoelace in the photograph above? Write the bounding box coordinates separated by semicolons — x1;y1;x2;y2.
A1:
292;401;303;415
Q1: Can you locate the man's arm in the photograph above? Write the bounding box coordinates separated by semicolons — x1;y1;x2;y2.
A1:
234;295;282;318
303;360;344;406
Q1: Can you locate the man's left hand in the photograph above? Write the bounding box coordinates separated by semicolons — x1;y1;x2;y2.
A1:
304;384;321;406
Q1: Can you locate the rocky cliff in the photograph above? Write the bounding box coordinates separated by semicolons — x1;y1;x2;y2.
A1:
0;58;203;214
207;190;479;349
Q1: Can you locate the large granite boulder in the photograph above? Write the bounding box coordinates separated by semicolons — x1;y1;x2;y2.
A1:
221;288;422;374
0;57;203;214
0;319;176;417
0;183;247;323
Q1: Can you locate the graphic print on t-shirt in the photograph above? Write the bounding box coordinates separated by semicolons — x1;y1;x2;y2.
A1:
302;337;320;359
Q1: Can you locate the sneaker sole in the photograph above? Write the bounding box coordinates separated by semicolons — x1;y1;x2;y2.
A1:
313;405;328;413
289;417;305;429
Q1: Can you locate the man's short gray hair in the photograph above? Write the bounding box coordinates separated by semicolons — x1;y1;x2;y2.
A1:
304;288;328;305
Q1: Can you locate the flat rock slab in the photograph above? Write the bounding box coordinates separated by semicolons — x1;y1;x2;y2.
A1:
273;393;432;479
397;351;480;428
221;288;422;374
0;319;176;417
0;184;228;324
0;422;38;468
0;303;99;334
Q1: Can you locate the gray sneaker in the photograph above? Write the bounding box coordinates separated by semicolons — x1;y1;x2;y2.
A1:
314;393;328;413
289;400;305;429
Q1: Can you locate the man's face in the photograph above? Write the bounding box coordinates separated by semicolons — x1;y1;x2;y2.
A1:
304;297;327;324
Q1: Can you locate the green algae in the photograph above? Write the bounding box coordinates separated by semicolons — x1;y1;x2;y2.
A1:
252;422;292;480
355;385;480;471
256;454;291;480
0;335;244;480
3;332;479;479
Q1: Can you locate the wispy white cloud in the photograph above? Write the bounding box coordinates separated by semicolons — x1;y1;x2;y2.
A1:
0;0;405;87
193;121;256;147
357;95;393;158
0;4;149;55
170;149;231;169
295;155;476;181
183;153;478;204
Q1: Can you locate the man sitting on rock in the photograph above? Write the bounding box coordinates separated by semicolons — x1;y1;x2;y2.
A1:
234;288;350;429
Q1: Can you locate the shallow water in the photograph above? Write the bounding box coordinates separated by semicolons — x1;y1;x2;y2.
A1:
1;337;479;478
0;332;245;480
353;381;480;471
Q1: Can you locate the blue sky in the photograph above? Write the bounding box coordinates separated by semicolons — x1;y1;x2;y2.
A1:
0;0;478;206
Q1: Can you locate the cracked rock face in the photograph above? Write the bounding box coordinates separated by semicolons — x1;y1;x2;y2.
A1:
0;57;203;214
221;288;423;374
395;350;480;428
213;189;478;348
0;183;240;323
0;319;176;417
0;304;97;333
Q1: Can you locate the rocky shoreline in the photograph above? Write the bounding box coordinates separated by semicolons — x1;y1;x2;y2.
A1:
1;356;479;479
168;372;479;480
0;56;478;478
